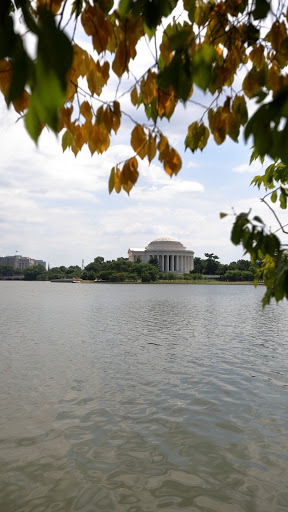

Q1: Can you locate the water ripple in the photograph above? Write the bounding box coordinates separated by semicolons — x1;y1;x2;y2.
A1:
0;283;288;511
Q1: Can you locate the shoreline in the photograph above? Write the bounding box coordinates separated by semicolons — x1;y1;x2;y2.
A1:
80;280;262;285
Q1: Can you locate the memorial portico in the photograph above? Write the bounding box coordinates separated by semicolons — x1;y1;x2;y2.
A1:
128;236;194;275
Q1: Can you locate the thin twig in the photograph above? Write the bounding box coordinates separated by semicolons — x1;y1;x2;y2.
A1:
260;196;288;234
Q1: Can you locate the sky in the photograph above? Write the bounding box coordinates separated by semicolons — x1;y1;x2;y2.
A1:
0;3;285;269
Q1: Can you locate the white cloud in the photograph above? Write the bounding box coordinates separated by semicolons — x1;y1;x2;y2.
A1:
232;160;263;174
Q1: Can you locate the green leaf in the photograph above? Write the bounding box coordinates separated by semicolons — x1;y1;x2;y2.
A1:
169;30;192;51
25;103;41;143
185;122;209;152
253;215;264;223
37;8;73;91
271;190;277;203
280;192;287;209
183;0;196;22
192;43;215;91
232;96;248;126
71;0;83;18
0;15;16;59
33;60;65;132
157;50;192;101
62;130;73;152
253;0;270;20
146;97;158;123
7;48;30;104
118;0;133;17
27;8;73;136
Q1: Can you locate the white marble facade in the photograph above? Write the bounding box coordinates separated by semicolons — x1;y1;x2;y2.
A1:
128;236;194;274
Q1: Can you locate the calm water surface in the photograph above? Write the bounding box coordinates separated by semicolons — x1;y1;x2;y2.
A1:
0;282;287;512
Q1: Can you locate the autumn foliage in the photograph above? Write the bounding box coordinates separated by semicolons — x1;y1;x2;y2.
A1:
1;0;288;196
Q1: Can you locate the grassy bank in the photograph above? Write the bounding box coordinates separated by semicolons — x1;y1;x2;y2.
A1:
81;280;260;285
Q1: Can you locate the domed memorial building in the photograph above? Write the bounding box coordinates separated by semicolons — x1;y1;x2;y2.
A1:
128;236;194;274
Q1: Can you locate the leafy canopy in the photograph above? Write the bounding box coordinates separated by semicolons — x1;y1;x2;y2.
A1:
2;0;288;304
2;0;288;188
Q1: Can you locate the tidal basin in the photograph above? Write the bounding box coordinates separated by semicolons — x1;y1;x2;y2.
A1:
0;282;288;511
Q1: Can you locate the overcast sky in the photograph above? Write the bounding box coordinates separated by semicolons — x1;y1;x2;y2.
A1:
0;6;284;268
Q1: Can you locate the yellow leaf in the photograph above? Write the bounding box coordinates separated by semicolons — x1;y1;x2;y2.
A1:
147;133;156;163
267;64;281;93
58;105;73;132
226;112;240;142
195;2;210;26
158;134;169;162
163;148;182;176
89;124;110;153
131;125;147;159
65;76;77;102
242;68;265;99
12;90;30;113
206;8;228;45
141;70;157;105
131;86;138;106
209;108;226;145
160;37;173;66
103;107;113;134
111;101;121;134
87;61;108;96
100;61;110;84
114;166;122;193
37;0;63;14
72;125;85;155
158;87;176;119
267;21;287;52
121;158;139;194
113;101;120;117
109;167;115;194
0;59;12;94
81;5;114;54
80;101;92;122
249;45;265;68
220;212;228;218
112;41;128;77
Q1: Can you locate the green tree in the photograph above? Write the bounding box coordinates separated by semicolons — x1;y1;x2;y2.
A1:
204;253;220;275
191;257;206;275
149;255;160;270
24;265;48;280
0;265;14;276
163;272;177;280
48;266;66;280
66;265;82;277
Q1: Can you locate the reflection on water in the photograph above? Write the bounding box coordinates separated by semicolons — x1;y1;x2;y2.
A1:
0;282;288;511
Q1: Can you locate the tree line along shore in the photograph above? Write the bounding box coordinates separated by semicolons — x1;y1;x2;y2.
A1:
0;253;261;283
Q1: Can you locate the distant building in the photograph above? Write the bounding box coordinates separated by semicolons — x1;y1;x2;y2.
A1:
128;236;194;274
0;255;46;270
35;260;46;269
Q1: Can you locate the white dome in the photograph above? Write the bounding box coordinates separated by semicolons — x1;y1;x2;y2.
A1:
152;236;179;242
145;236;186;251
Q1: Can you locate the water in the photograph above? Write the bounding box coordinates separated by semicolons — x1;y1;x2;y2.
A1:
0;282;287;512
